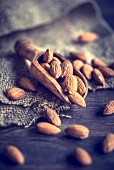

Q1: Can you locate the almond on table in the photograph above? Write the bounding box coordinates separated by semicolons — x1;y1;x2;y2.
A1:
19;77;37;91
92;58;107;67
64;74;77;94
98;66;114;78
5;146;25;165
6;87;25;100
69;52;88;63
103;100;114;115
65;124;89;139
78;32;99;42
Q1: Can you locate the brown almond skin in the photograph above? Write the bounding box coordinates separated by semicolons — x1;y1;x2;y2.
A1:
75;147;92;166
40;63;50;72
73;60;84;71
61;60;73;78
81;64;93;80
103;133;114;153
43;48;53;63
103;100;114;115
5;146;25;165
93;68;105;86
49;61;62;79
92;58;107;67
70;52;88;63
65;124;89;139
79;32;98;42
52;57;61;64
68;92;86;107
76;76;86;96
64;74;77;94
19;77;37;91
6;87;25;100
36;122;61;135
98;66;114;78
46;107;61;126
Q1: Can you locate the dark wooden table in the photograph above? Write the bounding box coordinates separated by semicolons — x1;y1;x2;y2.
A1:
0;0;114;170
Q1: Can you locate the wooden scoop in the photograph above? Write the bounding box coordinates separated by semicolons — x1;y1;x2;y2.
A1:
14;39;88;103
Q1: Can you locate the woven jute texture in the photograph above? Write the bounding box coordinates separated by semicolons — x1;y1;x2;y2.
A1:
0;0;114;127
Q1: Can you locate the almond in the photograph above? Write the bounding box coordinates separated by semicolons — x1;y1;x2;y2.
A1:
70;52;88;63
6;87;25;100
76;76;86;96
92;58;107;67
64;74;77;94
49;61;62;79
79;32;98;42
75;147;92;166
98;66;114;78
61;60;73;78
103;100;114;115
36;122;61;135
73;60;84;71
68;92;86;107
65;124;89;139
43;48;53;63
40;63;50;72
46;107;61;126
93;68;105;86
52;57;61;64
19;77;37;91
5;146;25;164
81;64;93;80
102;133;114;153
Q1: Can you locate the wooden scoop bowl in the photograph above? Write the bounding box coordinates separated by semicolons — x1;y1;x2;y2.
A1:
14;39;88;103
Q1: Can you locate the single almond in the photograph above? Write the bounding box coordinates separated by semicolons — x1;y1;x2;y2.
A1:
92;58;107;67
76;76;86;96
98;66;114;78
49;60;62;79
81;64;93;80
46;107;61;126
64;74;77;94
103;100;114;115
79;32;98;42
19;77;37;91
65;124;89;139
68;92;86;107
6;87;25;100
40;63;50;72
70;52;88;63
36;122;61;135
43;48;53;63
93;68;105;86
61;60;73;78
102;133;114;153
75;147;92;166
73;59;84;71
52;57;61;64
5;146;25;164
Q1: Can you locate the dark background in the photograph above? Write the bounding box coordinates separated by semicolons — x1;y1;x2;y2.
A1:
0;0;114;170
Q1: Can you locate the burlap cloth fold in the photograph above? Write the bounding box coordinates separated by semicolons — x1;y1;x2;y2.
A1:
0;0;114;127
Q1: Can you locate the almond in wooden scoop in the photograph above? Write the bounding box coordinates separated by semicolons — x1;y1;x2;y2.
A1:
19;77;37;91
81;64;93;80
102;133;114;153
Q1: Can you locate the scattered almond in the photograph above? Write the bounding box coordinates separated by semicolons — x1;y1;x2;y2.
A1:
79;32;98;42
40;63;50;72
70;52;88;63
64;74;77;94
61;60;73;78
46;107;61;126
102;133;114;153
98;66;114;78
49;60;62;79
43;48;53;63
81;64;93;80
68;92;86;107
5;146;25;165
6;87;25;100
19;77;37;91
76;76;86;96
92;58;107;67
36;122;61;135
75;147;92;166
103;100;114;115
65;124;89;139
73;59;84;71
93;68;105;86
